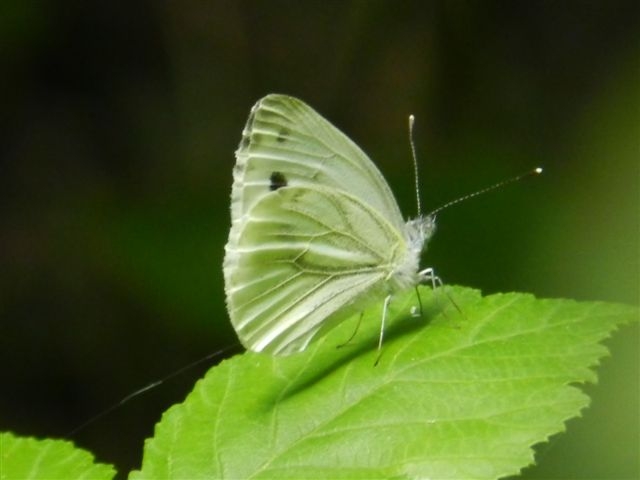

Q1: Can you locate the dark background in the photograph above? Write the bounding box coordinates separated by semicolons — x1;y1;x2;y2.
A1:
1;1;638;478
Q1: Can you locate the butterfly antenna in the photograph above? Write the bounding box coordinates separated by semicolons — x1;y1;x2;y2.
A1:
427;167;543;217
408;114;422;216
66;344;239;437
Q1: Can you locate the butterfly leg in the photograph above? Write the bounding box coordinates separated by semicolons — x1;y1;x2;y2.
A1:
336;311;364;349
420;267;464;318
374;294;393;366
411;267;443;316
419;267;442;289
411;286;424;317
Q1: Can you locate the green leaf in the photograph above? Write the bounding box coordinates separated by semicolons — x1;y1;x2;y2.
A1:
0;432;116;480
131;286;637;479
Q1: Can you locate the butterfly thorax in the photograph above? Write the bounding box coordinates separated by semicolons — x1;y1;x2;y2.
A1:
389;215;437;291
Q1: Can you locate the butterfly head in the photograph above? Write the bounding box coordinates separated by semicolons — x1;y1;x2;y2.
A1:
405;215;436;256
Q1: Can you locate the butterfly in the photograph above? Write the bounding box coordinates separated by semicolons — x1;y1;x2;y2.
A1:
223;94;437;355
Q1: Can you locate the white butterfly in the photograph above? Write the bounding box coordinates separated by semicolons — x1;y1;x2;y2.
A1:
223;94;437;355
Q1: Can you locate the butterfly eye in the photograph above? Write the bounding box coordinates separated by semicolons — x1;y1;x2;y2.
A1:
269;171;288;191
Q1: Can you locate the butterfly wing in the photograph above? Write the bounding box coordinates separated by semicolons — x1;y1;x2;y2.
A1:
225;185;408;354
228;94;404;246
225;94;410;354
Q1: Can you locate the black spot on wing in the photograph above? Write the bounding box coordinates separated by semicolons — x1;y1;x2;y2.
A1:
270;171;288;191
276;127;290;143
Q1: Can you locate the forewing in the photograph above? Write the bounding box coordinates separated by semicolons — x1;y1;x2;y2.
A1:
225;186;407;354
229;94;404;249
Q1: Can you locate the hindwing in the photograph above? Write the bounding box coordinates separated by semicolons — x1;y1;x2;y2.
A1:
225;185;407;354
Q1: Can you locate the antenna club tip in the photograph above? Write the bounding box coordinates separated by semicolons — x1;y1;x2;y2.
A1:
534;167;543;174
409;114;415;125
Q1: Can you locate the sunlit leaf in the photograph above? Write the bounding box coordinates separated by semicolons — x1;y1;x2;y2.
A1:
132;286;637;479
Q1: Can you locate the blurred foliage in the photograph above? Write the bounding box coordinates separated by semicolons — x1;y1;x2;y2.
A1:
0;1;637;478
